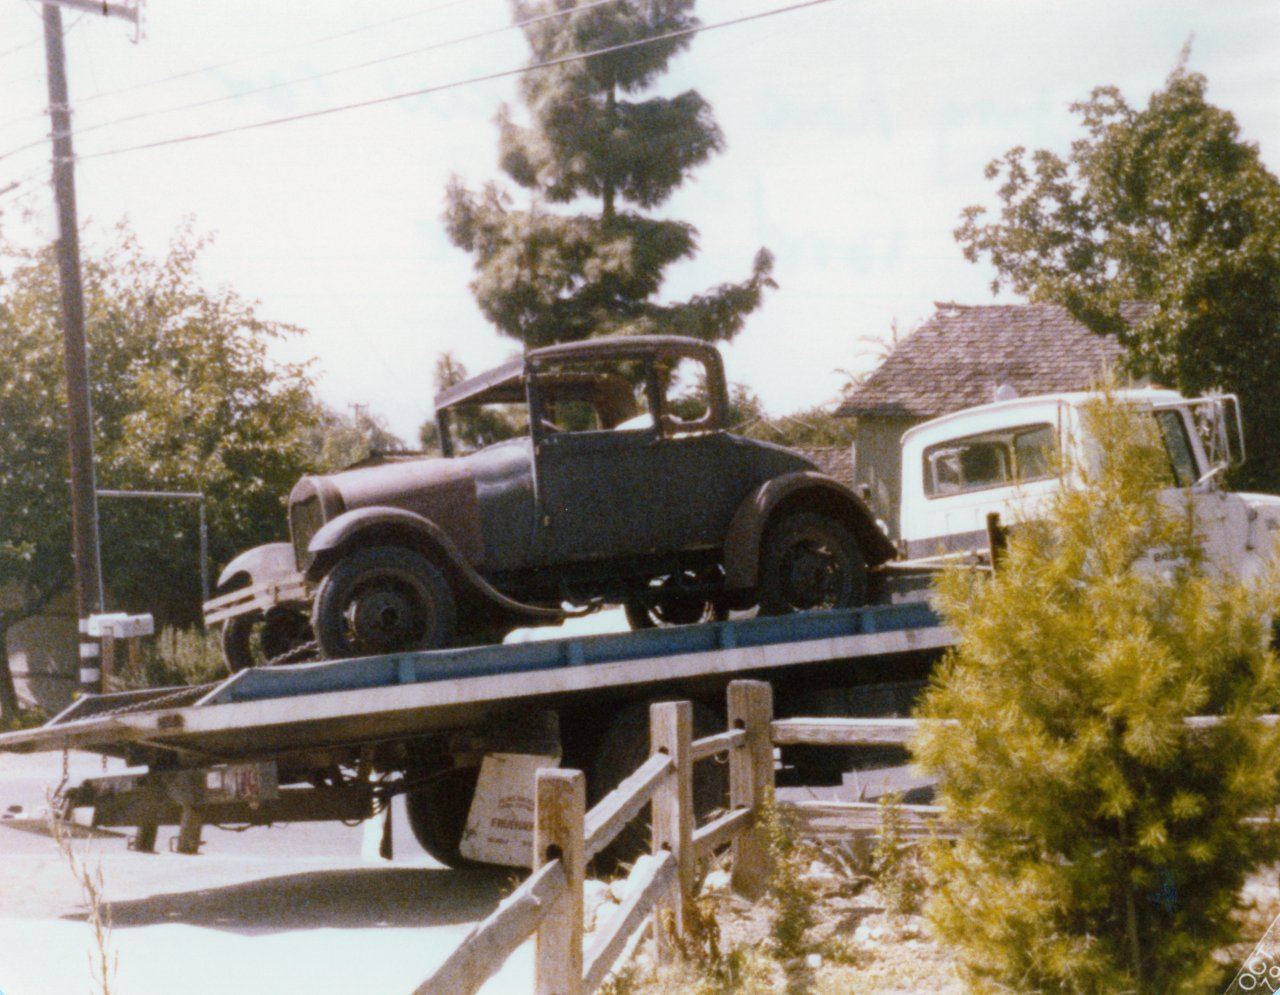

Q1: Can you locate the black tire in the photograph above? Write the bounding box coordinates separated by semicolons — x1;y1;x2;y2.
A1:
625;569;729;630
587;698;727;874
312;546;457;659
404;766;480;868
758;511;866;615
220;607;314;672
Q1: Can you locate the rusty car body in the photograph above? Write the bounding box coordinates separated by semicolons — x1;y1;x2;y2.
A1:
204;336;894;668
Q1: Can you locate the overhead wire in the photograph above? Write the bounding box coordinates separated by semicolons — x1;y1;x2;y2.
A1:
72;0;842;164
8;0;626;162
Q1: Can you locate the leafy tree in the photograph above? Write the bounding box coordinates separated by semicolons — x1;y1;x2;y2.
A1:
956;56;1280;489
300;402;406;471
914;396;1280;992
0;222;316;713
445;0;775;348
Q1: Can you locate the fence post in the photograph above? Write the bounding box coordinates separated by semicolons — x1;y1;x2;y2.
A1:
728;680;774;899
650;700;693;960
535;768;585;995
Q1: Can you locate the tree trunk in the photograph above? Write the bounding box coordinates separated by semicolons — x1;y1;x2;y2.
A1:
602;81;617;225
0;617;21;722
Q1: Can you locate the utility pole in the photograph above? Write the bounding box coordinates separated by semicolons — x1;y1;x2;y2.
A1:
40;0;139;697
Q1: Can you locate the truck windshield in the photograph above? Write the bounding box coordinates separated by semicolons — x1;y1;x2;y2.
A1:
1153;410;1198;488
923;422;1057;497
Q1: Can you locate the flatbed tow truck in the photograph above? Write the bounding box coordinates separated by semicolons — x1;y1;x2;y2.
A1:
0;600;948;864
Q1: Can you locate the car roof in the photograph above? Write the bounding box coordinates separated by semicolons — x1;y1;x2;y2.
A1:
433;335;719;411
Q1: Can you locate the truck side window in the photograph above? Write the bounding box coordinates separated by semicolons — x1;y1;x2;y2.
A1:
923;422;1056;498
1153;410;1198;488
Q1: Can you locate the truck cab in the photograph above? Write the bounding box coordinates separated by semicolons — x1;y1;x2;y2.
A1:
898;388;1280;581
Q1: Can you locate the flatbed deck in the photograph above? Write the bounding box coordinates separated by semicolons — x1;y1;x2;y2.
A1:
0;602;948;763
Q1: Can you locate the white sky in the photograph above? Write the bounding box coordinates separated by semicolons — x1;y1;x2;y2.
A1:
1;0;1277;442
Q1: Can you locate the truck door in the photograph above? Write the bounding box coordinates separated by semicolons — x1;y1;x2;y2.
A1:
1152;409;1253;576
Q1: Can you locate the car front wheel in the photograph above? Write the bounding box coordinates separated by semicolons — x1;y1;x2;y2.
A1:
312;546;457;659
757;511;866;614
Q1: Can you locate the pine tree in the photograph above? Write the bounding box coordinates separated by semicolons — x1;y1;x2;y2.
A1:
913;396;1280;993
444;0;775;348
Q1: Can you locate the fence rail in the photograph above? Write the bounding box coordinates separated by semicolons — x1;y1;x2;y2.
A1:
420;686;1276;992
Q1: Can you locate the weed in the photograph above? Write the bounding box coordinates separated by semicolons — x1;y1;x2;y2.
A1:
873;794;927;915
48;795;116;995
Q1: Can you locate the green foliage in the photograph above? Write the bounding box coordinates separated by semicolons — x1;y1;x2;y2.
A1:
759;799;817;962
133;626;228;687
914;396;1280;993
872;795;926;916
0;221;317;630
299;402;406;472
445;0;775;347
956;55;1280;490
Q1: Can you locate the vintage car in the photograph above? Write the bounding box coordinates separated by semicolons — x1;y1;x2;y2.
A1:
204;336;895;668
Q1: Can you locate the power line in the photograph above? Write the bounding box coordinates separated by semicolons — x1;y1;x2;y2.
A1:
20;0;626;160
73;0;842;164
72;0;474;108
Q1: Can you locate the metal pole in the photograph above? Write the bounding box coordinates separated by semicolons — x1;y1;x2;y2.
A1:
96;489;209;608
43;3;105;694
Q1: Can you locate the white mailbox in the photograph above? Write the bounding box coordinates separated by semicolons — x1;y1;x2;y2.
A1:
87;613;155;639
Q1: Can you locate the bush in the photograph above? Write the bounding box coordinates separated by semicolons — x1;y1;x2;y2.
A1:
913;394;1280;992
129;626;228;688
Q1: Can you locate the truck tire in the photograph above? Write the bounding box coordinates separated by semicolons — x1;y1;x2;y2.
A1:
586;698;727;873
404;766;480;868
221;607;314;671
757;511;866;615
312;546;457;659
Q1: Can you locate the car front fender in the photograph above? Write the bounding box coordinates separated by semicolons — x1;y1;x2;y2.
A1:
215;542;297;590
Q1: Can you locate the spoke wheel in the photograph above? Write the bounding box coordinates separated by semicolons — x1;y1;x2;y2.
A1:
313;546;456;659
758;512;866;615
221;607;314;671
625;570;728;630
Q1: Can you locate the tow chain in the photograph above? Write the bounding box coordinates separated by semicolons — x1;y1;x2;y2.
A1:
265;639;320;667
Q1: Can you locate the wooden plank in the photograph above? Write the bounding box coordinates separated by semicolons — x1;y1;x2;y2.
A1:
414;860;567;995
583;752;671;861
535;769;585;995
783;799;948;838
582;851;676;994
729;680;774;899
690;728;745;762
771;717;929;747
692;807;753;860
650;701;693;958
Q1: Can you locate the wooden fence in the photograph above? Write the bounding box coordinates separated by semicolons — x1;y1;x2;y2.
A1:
414;678;950;995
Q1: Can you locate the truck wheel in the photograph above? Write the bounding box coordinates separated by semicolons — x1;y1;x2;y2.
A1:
313;546;457;659
404;766;480;868
758;511;866;615
221;607;314;671
586;698;727;873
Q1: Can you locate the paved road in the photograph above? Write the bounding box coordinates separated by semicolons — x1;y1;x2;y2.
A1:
0;750;530;995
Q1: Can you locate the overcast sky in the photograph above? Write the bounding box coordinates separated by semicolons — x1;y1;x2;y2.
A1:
1;0;1277;442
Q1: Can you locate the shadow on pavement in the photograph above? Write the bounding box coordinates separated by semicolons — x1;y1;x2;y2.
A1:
71;866;516;934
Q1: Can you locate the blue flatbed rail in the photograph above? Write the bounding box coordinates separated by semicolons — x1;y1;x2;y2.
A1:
0;601;949;761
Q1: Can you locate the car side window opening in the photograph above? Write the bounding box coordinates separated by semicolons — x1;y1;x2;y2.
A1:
535;360;651;436
1153;409;1199;488
656;355;716;436
923;422;1057;498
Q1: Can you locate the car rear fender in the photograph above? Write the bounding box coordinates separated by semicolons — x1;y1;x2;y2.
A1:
722;472;896;591
306;506;566;620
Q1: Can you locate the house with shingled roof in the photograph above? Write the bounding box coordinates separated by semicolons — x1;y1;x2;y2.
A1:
836;301;1147;538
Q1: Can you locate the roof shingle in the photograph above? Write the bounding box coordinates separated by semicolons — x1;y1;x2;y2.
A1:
837;303;1143;419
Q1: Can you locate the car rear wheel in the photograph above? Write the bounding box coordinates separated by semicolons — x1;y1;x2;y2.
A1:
758;511;866;614
312;546;457;659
